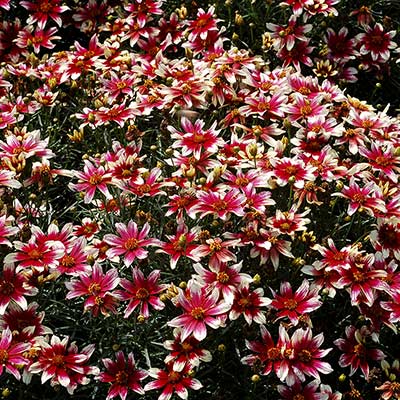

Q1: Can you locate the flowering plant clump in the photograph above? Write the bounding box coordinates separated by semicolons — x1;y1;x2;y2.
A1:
1;0;400;399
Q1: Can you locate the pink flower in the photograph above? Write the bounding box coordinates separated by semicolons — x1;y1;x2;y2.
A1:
169;117;224;158
193;261;252;304
0;263;38;314
278;379;329;400
271;157;316;189
187;6;219;41
99;351;148;400
230;285;271;325
270;280;322;326
195;236;240;268
156;224;200;269
29;335;98;392
190;189;246;221
241;325;286;377
117;268;166;319
70;160;112;204
65;263;120;317
104;221;159;267
356;23;397;62
163;328;212;372
20;0;69;28
16;26;61;54
289;328;333;382
168;284;230;341
144;362;202;400
0;327;30;380
334;325;385;378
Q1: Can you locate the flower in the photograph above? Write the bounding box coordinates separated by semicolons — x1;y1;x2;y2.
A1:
144;362;202;400
278;379;329;400
65;263;120;317
189;189;246;221
334;325;386;378
103;221;160;267
0;263;38;314
99;351;148;400
29;335;98;393
163;328;212;372
69;160;112;204
117;267;166;319
229;284;272;325
0;327;30;380
193;261;252;304
20;0;69;28
168;283;230;341
289;328;333;382
269;280;322;326
356;23;397;62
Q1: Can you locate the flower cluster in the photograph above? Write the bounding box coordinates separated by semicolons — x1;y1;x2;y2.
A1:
0;0;400;399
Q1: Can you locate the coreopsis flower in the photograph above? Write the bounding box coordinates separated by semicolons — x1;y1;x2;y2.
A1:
229;284;271;325
69;160;112;204
370;217;400;260
65;263;120;317
381;290;400;324
267;16;312;51
267;207;311;237
280;0;314;16
125;0;163;24
241;325;287;377
271;156;316;189
156;223;201;269
289;328;333;382
312;238;354;271
0;327;30;380
0;302;51;343
239;92;287;119
277;39;314;70
356;23;397;62
117;267;165;319
144;362;202;400
4;233;65;272
334;325;385;378
334;178;386;217
278;379;329;400
304;0;339;17
0;215;18;246
73;217;100;240
325;27;356;63
193;261;252;304
55;237;91;276
195;236;240;268
0;169;22;189
269;280;322;326
0;263;38;314
124;167;173;197
189;189;246;221
15;26;61;54
163;328;212;372
103;221;160;267
0;0;9;10
335;253;389;307
99;351;148;400
252;228;294;269
20;0;69;28
29;335;98;392
187;6;219;41
286;94;327;123
169;117;224;158
168;283;230;341
376;380;400;400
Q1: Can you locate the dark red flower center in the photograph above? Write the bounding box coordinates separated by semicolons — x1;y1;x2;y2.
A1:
136;288;149;300
283;298;298;310
60;255;75;268
267;347;281;361
168;370;181;383
0;349;9;364
298;349;313;363
52;354;65;368
0;281;15;296
115;370;129;384
216;272;229;284
125;238;139;250
191;307;206;320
